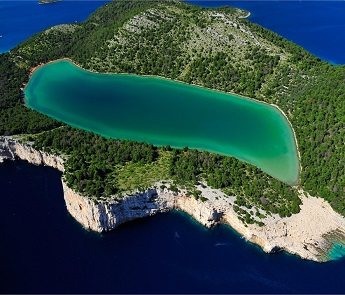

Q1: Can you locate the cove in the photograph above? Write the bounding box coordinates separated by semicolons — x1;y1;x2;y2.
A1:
24;60;300;184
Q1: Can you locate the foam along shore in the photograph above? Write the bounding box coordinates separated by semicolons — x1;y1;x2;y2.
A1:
1;136;345;262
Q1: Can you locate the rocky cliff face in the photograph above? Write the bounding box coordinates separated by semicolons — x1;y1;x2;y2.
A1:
0;136;222;233
63;183;174;232
63;181;221;232
2;136;345;262
0;137;64;172
175;195;222;228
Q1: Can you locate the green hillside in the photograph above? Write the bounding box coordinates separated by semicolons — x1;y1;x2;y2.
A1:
1;0;344;221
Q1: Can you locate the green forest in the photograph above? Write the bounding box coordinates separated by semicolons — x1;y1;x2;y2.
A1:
32;125;301;224
1;0;344;222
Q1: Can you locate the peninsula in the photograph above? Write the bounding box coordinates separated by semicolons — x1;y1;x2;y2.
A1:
1;0;345;262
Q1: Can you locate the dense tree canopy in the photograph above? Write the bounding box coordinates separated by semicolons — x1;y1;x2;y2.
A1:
1;0;345;219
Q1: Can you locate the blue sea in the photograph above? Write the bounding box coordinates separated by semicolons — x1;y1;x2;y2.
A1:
1;1;345;293
1;1;345;65
0;0;110;53
188;1;345;65
1;160;345;293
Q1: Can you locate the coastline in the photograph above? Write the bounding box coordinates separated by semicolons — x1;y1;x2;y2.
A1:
239;11;251;19
271;103;302;183
25;57;279;111
1;136;345;262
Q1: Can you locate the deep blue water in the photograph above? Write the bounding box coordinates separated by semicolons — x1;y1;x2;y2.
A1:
0;0;110;53
2;1;345;293
1;160;345;294
1;1;345;65
187;1;345;65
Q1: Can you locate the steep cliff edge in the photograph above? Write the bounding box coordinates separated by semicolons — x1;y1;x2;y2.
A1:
2;136;345;262
0;137;64;171
63;182;220;233
0;136;221;232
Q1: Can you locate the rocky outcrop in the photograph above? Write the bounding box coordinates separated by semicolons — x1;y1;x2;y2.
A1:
221;192;345;262
0;137;64;172
175;195;222;228
63;183;174;232
63;181;221;232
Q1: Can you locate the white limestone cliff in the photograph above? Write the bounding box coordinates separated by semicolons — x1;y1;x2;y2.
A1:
63;182;175;232
63;181;220;232
2;136;345;262
0;137;220;233
0;137;64;172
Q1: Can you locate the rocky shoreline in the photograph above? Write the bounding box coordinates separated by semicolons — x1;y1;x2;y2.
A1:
0;137;64;171
1;136;345;262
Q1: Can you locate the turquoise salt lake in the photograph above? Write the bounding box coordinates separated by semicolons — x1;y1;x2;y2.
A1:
24;60;300;184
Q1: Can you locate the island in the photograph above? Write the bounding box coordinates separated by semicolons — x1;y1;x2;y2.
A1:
38;0;60;4
1;0;345;262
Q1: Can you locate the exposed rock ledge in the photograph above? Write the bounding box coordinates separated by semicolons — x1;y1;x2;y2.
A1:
63;182;221;232
2;136;345;262
0;137;64;171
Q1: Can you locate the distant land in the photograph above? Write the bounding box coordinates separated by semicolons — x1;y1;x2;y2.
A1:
1;0;345;262
38;0;60;4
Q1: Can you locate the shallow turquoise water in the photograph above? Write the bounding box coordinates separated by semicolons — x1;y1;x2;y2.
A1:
24;60;300;184
328;243;345;261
